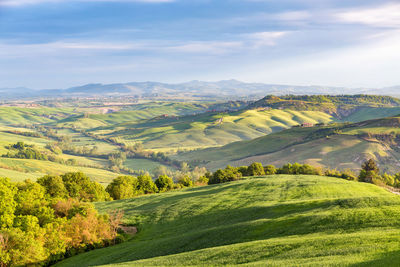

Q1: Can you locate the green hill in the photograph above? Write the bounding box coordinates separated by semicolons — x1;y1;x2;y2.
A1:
56;175;400;266
178;116;400;173
90;109;334;151
250;95;400;119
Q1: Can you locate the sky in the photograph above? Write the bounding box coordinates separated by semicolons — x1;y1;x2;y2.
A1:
0;0;399;89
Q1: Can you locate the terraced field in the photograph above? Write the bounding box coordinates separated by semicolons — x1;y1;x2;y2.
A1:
56;175;400;266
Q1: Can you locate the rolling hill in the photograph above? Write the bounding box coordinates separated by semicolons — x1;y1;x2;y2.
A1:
178;116;400;173
56;175;400;266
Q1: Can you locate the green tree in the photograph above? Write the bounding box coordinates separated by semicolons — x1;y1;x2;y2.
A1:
264;165;277;175
106;176;139;200
0;178;17;229
37;175;67;199
137;174;158;194
359;159;380;183
155;175;174;192
247;162;265;176
177;175;193;187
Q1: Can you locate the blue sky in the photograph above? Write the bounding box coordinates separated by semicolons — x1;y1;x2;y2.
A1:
0;0;399;89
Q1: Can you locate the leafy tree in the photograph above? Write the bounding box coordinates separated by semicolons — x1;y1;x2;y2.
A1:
0;178;16;229
37;175;67;199
178;175;193;187
155;175;174;192
61;172;110;202
246;162;265;176
106;176;139;200
264;165;277;175
359;159;380;183
209;165;242;184
137;174;158;194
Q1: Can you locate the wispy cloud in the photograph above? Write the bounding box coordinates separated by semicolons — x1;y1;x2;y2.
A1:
336;3;400;28
0;0;174;6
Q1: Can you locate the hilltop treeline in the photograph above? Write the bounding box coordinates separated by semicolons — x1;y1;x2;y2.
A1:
206;159;400;189
250;94;400;116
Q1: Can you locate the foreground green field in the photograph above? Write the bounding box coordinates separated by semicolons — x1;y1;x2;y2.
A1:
57;175;400;266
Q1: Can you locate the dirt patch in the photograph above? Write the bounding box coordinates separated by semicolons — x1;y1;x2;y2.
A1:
119;226;138;235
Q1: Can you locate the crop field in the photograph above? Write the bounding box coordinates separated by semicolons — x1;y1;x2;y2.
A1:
56;175;400;266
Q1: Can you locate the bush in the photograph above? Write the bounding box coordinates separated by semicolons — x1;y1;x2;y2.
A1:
155;175;174;192
209;166;242;184
137;174;158;194
246;162;265;176
178;175;193;187
264;165;277;175
106;176;139;200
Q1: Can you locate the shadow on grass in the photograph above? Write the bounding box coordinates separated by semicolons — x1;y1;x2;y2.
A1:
350;250;400;267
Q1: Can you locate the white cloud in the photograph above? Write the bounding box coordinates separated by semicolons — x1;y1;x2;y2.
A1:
0;0;174;6
336;3;400;28
245;31;288;47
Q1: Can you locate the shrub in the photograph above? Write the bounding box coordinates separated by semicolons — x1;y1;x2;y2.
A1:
246;162;265;176
106;176;139;200
209;166;242;184
178;175;193;187
137;174;158;194
155;175;174;192
264;165;277;175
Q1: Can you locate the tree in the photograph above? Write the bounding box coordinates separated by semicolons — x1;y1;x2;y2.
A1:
61;172;110;202
246;162;265;176
264;165;277;175
359;159;380;183
0;178;16;229
177;175;193;187
137;174;158;194
209;166;242;184
155;175;174;192
106;176;139;200
37;175;67;199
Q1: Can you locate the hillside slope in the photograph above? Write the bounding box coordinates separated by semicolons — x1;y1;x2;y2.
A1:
56;175;400;266
179;116;400;172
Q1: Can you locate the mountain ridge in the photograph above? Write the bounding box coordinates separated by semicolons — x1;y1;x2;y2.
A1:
1;80;399;99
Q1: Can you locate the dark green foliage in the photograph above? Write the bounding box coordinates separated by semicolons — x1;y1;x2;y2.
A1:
155;175;174;192
359;159;380;183
3;142;48;160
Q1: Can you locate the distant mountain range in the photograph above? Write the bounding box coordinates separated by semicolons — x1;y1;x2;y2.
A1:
0;80;399;99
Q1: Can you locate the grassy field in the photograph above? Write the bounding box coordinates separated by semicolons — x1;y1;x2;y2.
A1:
123;158;174;174
56;175;400;266
0;158;118;185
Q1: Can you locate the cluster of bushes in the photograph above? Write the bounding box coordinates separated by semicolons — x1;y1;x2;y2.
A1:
2;142;48;160
208;162;358;184
106;173;195;200
206;159;400;189
0;173;123;266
